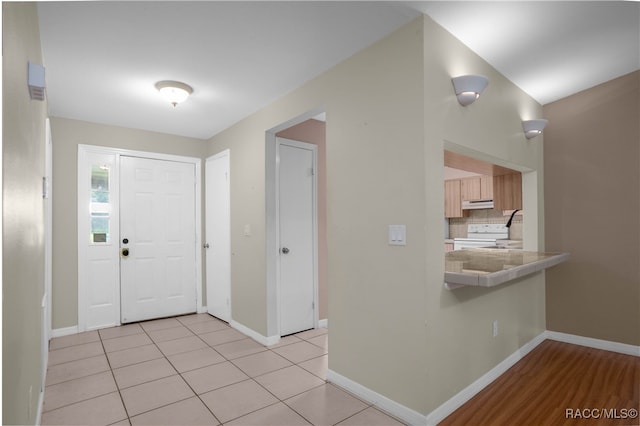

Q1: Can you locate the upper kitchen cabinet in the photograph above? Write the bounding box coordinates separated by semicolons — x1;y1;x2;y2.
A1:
444;179;463;218
480;175;493;200
460;175;493;201
493;173;522;210
460;177;480;201
444;150;522;212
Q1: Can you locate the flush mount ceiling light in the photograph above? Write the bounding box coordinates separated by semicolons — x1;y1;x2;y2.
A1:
522;119;549;139
451;75;489;106
155;80;193;107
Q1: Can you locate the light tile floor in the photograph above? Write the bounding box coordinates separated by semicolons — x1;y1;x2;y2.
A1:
42;314;405;425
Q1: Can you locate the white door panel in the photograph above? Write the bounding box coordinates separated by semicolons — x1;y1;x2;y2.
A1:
205;151;231;322
120;156;197;323
278;139;316;336
79;150;120;331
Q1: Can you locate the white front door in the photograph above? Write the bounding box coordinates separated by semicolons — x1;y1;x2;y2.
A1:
278;138;317;336
120;156;197;323
205;150;231;322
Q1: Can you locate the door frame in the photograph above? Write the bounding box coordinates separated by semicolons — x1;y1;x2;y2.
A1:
77;144;203;332
275;138;319;336
42;118;53;395
205;149;231;322
265;108;324;340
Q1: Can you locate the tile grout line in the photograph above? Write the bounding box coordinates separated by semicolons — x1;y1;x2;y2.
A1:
159;333;223;425
182;321;279;424
42;333;119;416
46;316;335;425
128;315;260;424
124;316;283;423
125;318;193;424
98;328;133;425
165;318;328;424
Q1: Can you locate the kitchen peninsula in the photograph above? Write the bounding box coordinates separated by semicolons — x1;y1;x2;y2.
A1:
445;248;569;290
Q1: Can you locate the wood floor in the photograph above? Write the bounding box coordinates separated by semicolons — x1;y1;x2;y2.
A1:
440;340;640;426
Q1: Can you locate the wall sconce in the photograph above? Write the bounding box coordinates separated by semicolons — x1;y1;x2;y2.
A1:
451;75;489;106
155;80;193;107
522;119;548;139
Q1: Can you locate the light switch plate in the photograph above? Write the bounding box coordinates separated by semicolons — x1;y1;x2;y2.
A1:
388;225;406;246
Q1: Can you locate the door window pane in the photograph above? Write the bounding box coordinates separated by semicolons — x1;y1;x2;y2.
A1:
90;165;111;243
91;166;109;203
91;215;109;243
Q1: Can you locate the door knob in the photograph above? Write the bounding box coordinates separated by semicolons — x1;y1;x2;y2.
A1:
281;247;290;254
121;248;129;257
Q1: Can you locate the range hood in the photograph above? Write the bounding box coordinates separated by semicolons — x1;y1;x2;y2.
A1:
462;199;494;210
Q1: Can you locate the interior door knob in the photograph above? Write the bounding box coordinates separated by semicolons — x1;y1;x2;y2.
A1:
281;247;290;254
121;248;129;257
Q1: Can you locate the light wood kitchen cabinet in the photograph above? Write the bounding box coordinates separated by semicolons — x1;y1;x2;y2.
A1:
460;176;493;201
460;177;481;201
480;175;493;199
493;173;522;210
444;180;463;218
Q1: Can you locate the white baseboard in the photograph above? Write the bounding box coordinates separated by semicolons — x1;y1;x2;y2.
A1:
327;369;427;426
197;305;207;314
326;332;548;426
426;330;638;424
35;386;44;426
546;330;640;356
318;318;328;328
51;326;79;338
229;320;279;346
426;331;547;425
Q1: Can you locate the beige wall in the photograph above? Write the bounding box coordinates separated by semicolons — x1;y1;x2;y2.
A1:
544;71;640;346
208;17;428;407
276;119;328;320
422;15;546;412
50;117;207;329
207;15;546;416
2;3;49;424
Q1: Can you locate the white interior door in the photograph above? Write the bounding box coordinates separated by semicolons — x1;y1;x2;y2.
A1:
205;150;231;322
120;156;197;323
278;138;317;336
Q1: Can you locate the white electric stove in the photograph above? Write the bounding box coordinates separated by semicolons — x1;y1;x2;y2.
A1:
453;223;509;250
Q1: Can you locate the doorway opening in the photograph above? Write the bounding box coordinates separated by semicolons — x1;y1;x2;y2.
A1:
265;110;327;342
443;145;538;254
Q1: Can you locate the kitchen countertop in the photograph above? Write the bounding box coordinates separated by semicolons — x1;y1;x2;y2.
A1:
495;239;523;249
445;248;569;290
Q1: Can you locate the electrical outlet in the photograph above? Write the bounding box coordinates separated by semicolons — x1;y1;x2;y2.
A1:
492;320;499;337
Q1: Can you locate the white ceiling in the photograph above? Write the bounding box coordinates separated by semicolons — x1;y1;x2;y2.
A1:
37;1;639;140
410;1;640;105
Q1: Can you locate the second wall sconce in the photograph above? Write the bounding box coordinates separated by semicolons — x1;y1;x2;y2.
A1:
451;74;489;106
522;119;548;139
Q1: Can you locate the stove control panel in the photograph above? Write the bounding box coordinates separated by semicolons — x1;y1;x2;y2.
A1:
467;223;509;239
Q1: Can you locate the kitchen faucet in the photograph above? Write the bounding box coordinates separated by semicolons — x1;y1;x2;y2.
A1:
506;209;520;228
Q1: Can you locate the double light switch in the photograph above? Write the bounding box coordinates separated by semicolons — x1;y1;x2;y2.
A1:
388;225;406;246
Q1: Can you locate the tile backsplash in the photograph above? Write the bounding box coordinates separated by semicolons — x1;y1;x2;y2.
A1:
448;209;523;240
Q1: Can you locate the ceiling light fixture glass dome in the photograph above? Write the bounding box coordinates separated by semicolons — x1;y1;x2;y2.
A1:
155;80;193;107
